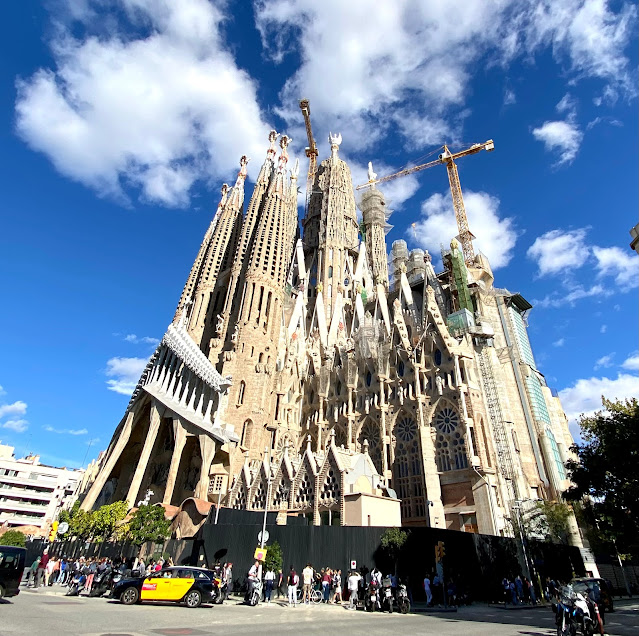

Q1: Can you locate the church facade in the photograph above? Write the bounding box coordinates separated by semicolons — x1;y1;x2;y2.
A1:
81;129;582;543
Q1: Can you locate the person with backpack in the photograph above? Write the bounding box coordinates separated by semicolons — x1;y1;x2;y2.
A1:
287;566;299;606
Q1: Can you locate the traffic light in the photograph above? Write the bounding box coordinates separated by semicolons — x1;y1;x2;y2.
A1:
435;541;446;562
48;520;58;542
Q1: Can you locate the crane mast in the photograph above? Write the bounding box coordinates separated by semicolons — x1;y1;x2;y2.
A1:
299;99;318;214
357;140;494;266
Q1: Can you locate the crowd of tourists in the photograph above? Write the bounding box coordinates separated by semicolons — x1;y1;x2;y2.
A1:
22;547;176;594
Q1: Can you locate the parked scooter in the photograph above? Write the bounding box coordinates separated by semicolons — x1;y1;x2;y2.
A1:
66;571;86;597
395;583;411;614
247;579;262;606
211;575;226;604
381;577;394;613
88;566;113;597
364;580;381;612
552;587;599;636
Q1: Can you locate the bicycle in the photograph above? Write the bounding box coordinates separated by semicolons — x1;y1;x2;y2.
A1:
297;586;322;604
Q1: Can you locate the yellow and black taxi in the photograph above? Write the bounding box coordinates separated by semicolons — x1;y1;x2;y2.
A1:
114;566;217;608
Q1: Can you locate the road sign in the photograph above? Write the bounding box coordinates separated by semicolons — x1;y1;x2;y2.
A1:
258;530;269;544
350;560;357;570
57;522;69;535
254;546;268;561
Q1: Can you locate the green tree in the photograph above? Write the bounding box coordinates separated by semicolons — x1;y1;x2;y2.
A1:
564;397;639;556
264;540;283;573
1;529;26;547
380;527;409;574
128;505;171;547
531;501;572;544
69;507;95;541
92;500;129;542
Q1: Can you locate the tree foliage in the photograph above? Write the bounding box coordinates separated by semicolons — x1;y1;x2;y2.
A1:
1;529;26;547
92;500;129;542
127;505;171;547
264;540;283;573
531;501;572;544
380;527;409;573
564;397;639;556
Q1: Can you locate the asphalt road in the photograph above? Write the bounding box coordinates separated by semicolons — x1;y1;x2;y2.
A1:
1;588;636;636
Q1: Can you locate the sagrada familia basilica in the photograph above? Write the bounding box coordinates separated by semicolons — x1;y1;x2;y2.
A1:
81;125;582;543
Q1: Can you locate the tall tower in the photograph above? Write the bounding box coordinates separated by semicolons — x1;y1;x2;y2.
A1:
359;163;390;289
212;131;279;360
303;133;359;320
218;136;298;463
173;183;229;325
187;156;247;351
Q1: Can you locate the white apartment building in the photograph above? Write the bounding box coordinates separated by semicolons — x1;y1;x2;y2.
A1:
0;443;84;530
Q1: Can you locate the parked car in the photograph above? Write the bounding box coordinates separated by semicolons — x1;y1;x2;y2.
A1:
0;546;26;598
113;566;217;608
571;577;614;613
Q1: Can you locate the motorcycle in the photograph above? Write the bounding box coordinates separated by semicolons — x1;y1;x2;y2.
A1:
364;580;381;612
88;566;113;597
211;576;226;604
381;577;394;613
395;584;410;614
247;578;262;606
552;588;598;636
66;571;87;597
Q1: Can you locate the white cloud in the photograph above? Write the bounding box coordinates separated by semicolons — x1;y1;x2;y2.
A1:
0;401;28;418
534;284;612;308
552;338;565;347
592;246;639;287
256;0;636;157
559;373;639;435
504;89;516;106
105;356;149;395
532;119;583;166
349;159;420;212
556;93;577;115
0;385;5;396
124;334;160;345
411;190;516;270
594;353;615;369
15;0;271;207
1;419;29;434
621;352;639;371
43;426;88;435
600;324;607;333
527;228;590;277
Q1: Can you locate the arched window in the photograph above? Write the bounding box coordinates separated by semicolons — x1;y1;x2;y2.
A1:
358;420;382;473
434;407;468;471
366;370;372;386
434;348;442;367
398;360;405;377
546;429;566;480
237;381;246;406
241;419;253;447
392;415;425;519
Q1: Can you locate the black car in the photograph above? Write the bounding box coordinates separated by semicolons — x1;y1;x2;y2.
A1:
112;566;217;608
0;546;26;599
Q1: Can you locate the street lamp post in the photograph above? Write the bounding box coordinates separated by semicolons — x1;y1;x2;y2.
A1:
512;502;533;581
260;447;273;550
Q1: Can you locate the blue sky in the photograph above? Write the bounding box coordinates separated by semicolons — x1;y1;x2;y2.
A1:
0;1;637;468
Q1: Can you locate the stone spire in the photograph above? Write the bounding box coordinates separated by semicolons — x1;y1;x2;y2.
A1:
359;160;390;289
216;132;298;463
173;183;229;325
188;156;248;349
303;132;359;320
217;131;279;338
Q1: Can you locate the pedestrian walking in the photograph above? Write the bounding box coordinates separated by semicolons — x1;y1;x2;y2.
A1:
525;577;537;605
264;567;275;603
322;568;331;603
424;574;432;605
347;570;361;610
287;567;299;606
224;562;233;599
333;569;343;604
276;569;284;599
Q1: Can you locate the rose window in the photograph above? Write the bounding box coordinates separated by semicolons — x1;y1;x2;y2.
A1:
435;407;459;434
396;416;417;442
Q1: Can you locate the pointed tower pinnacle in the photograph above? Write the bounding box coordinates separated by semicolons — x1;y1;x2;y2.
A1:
173;183;230;324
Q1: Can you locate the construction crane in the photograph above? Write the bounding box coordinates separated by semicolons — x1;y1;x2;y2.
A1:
299;99;319;214
356;140;494;265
